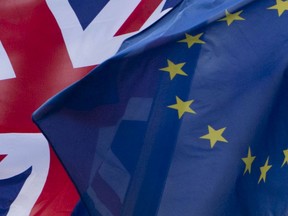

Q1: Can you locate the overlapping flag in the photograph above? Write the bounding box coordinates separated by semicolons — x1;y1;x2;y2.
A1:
0;0;180;215
34;0;288;215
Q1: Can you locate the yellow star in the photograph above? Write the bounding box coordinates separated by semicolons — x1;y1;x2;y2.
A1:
178;33;205;48
219;10;245;26
281;149;288;167
258;157;272;184
200;125;228;148
160;60;187;80
242;147;256;175
167;96;196;119
268;0;288;16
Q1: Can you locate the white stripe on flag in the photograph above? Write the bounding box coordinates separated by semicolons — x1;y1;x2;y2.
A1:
0;133;50;216
0;42;16;80
46;0;140;67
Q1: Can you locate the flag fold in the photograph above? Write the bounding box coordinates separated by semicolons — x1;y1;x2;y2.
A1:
34;0;288;215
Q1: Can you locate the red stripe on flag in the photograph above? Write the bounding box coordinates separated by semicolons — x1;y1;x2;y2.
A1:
0;0;93;215
114;0;162;36
0;154;7;162
0;0;94;133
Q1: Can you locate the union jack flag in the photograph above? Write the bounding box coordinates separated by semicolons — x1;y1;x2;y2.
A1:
0;0;181;215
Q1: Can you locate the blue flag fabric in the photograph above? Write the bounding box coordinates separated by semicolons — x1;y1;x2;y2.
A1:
33;0;288;215
0;167;32;215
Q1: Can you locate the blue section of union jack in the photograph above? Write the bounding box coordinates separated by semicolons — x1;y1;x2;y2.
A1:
0;167;32;215
68;0;110;30
162;0;183;10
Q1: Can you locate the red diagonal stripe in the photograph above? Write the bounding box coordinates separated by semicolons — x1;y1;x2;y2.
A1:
0;154;7;162
114;0;162;36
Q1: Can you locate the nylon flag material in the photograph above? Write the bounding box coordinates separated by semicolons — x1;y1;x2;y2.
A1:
34;0;288;215
0;0;180;215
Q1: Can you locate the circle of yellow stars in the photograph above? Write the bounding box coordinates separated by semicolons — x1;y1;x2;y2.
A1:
159;0;288;184
160;30;228;149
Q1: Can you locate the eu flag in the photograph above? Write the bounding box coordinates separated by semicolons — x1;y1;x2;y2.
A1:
33;0;288;215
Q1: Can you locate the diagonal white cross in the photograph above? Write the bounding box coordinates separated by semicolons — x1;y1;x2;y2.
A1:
46;0;170;68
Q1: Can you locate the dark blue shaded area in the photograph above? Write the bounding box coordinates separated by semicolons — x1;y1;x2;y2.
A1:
68;0;110;30
0;167;32;215
72;199;93;216
162;0;183;10
111;121;147;175
50;60;120;111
